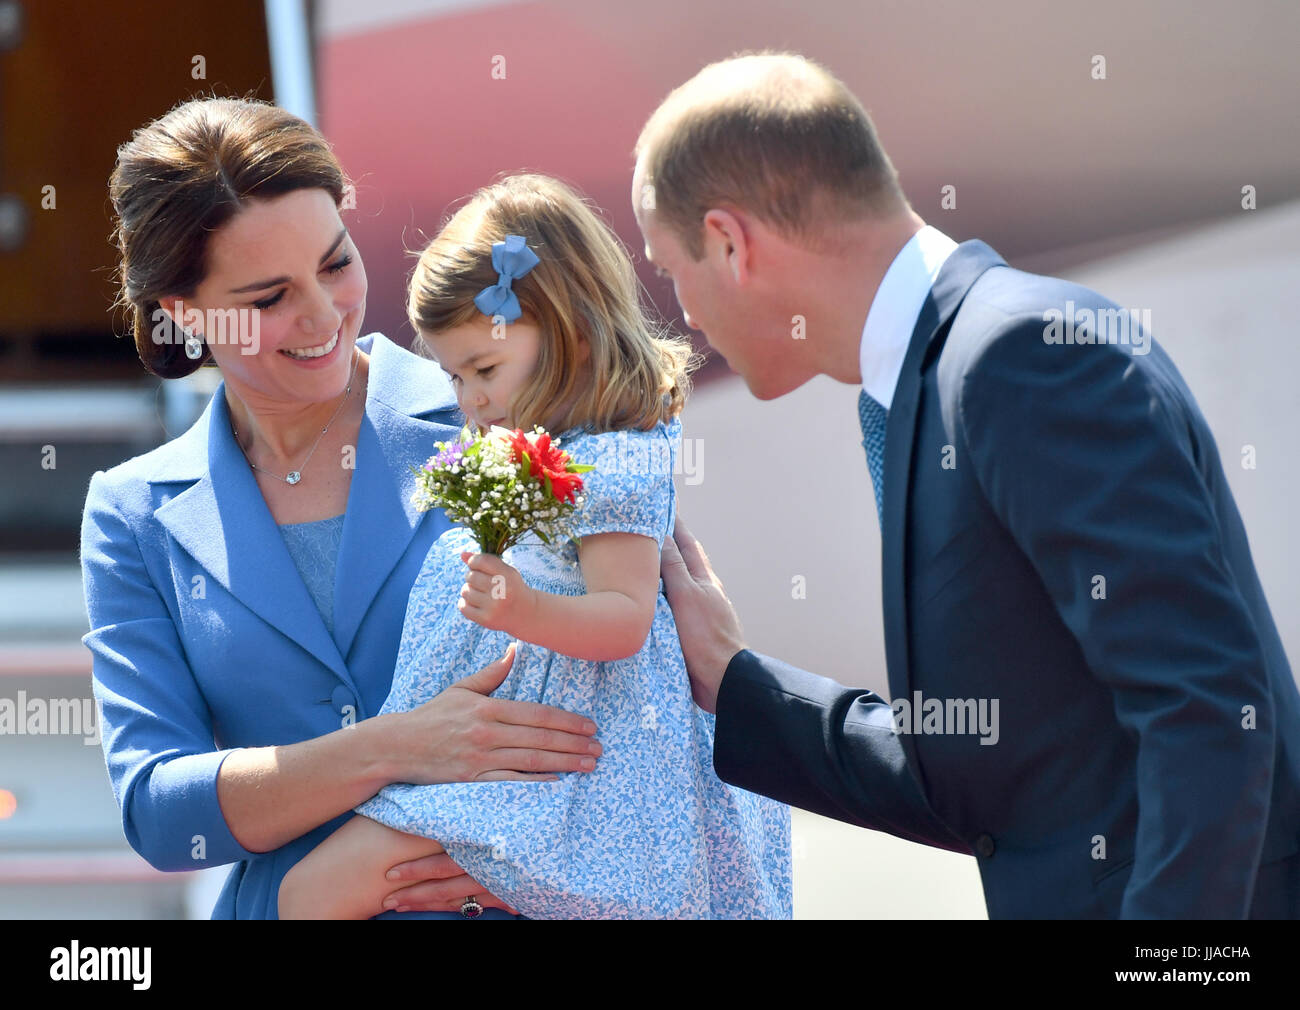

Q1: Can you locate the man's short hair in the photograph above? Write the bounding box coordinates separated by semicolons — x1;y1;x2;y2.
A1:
635;50;906;260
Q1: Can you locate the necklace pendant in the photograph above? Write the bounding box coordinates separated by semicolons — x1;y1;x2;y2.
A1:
286;471;302;485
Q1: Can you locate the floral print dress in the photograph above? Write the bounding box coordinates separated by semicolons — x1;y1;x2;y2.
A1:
353;416;792;918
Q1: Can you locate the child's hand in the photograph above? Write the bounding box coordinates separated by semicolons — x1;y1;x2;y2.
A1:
458;551;536;635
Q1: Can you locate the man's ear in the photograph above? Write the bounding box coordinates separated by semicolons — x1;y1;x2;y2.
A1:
702;208;749;285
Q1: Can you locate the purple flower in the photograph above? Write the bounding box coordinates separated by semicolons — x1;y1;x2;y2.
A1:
429;441;466;469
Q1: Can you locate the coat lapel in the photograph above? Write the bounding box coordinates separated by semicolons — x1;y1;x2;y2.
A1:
880;241;1007;717
331;337;463;658
152;334;461;690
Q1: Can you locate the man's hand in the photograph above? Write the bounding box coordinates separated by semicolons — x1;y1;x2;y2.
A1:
659;515;747;713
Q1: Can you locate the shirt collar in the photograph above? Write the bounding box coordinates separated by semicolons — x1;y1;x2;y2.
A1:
859;225;958;409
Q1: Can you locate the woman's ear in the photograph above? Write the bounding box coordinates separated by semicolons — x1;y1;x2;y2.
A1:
155;295;202;337
155;296;180;329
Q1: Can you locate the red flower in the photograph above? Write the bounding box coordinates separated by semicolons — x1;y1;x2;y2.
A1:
503;428;586;504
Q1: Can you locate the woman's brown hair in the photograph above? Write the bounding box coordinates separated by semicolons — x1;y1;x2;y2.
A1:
407;173;701;435
108;95;349;378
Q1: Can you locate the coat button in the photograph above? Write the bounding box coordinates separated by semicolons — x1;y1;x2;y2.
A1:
330;684;357;717
974;833;996;858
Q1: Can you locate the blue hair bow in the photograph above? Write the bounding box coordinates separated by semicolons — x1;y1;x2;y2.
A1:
473;234;540;323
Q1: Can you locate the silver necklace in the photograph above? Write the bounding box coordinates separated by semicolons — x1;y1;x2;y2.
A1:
229;350;359;486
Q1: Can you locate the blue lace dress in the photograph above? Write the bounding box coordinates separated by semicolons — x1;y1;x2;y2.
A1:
353;416;792;918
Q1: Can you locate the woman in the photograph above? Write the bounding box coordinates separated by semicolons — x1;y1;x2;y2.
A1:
81;96;602;919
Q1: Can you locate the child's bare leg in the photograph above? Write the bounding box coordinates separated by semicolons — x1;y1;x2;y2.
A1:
279;814;451;919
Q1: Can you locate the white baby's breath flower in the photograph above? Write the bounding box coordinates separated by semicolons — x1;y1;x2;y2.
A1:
409;424;592;554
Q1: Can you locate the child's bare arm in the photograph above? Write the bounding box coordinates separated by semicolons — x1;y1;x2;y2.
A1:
457;532;660;661
519;532;660;661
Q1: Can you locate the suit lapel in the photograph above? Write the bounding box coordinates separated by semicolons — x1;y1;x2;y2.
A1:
880;241;1007;719
152;334;460;691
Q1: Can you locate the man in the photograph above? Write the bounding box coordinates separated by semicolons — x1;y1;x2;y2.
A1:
633;51;1300;918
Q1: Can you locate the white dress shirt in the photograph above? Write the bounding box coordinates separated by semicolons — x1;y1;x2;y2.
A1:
859;225;959;410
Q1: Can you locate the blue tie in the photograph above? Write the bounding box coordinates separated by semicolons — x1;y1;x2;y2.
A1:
858;389;888;525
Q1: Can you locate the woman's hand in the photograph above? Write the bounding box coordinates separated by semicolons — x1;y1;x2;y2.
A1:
383;641;602;784
381;842;519;915
457;550;536;634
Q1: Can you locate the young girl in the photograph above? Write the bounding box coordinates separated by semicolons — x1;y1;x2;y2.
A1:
278;173;791;919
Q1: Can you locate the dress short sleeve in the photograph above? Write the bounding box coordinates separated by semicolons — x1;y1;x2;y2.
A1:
561;418;679;545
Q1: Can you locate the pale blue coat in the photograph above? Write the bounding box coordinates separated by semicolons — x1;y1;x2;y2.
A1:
80;333;483;918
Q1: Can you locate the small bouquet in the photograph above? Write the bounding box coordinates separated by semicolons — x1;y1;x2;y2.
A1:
410;425;595;555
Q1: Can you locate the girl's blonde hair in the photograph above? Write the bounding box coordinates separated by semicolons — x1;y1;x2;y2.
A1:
407;173;702;434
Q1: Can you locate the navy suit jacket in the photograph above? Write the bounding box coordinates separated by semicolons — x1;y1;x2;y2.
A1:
713;241;1300;918
80;333;471;918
